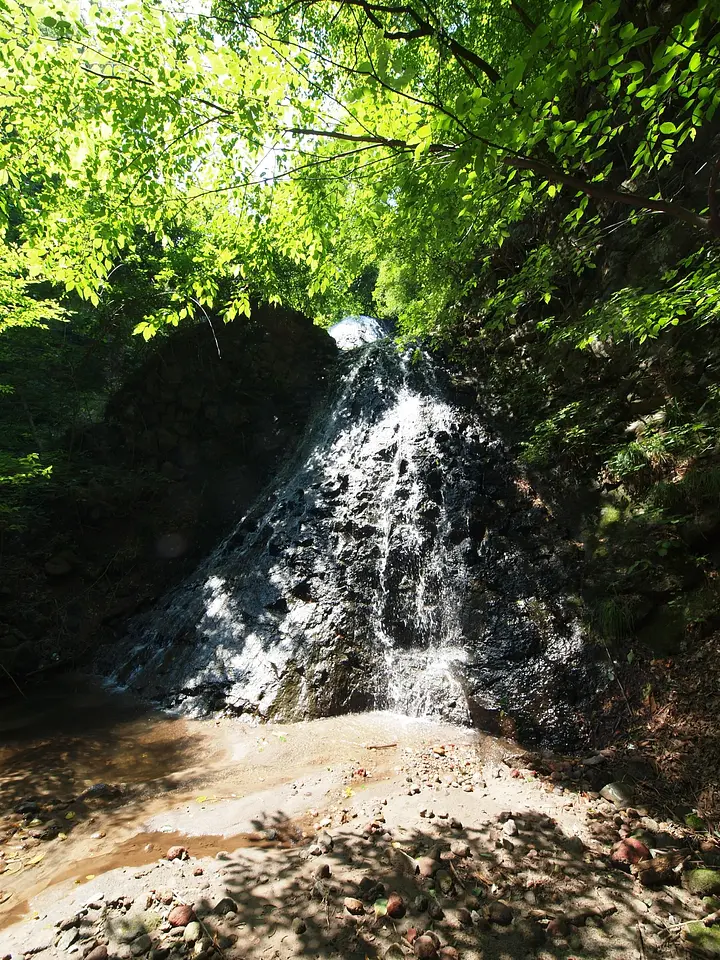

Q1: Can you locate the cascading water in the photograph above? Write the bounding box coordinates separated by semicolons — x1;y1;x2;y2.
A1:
111;317;596;745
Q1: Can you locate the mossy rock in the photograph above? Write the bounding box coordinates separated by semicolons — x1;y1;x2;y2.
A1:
685;813;707;831
683;869;720;897
683;921;720;957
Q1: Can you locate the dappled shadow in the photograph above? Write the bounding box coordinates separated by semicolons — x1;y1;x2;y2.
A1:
189;807;699;960
0;676;201;828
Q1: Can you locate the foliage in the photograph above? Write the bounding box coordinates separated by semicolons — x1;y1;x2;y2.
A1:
1;0;720;341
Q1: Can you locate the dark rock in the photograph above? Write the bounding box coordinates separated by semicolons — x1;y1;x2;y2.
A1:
212;898;237;916
427;900;444;921
291;917;306;935
313;863;331;879
130;934;153;956
387;893;406;919
487;901;514;925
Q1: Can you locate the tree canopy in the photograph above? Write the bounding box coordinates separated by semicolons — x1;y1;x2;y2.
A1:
2;0;720;337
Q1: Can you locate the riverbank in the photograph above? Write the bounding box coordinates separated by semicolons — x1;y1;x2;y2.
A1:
2;686;719;960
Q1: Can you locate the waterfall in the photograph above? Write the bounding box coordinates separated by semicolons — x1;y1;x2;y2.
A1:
110;318;595;746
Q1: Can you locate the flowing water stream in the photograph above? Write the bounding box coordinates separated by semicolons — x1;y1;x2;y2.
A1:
108;318;596;745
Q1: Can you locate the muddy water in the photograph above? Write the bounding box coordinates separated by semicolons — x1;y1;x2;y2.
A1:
0;678;507;930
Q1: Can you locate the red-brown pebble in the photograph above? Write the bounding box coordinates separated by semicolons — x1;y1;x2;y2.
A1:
168;904;195;927
610;838;651;868
414;935;439;959
166;845;188;861
387;893;406;919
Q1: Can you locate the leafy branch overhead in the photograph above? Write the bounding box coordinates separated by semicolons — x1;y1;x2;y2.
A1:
1;0;720;335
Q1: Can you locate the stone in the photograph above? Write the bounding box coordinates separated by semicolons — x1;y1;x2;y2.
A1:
611;838;651;869
417;856;437;878
212;898;237;916
600;782;634;808
85;948;108;960
488;902;514;925
130;935;152;956
683;921;720;956
427;900;444;921
502;819;518;837
386;894;406;919
563;835;585;855
436;869;453;895
166;846;188;861
413;935;439;959
183;922;202;943
413;896;429;913
450;840;470;858
344;897;365;915
113;917;149;944
438;950;459;960
313;863;331;879
456;908;472;926
683;869;720;897
168;906;194;928
292;917;306;934
57;929;79;952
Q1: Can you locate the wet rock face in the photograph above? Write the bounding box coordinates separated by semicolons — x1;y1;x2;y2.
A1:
113;338;596;747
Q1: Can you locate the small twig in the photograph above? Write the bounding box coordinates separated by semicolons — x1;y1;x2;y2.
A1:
364;742;398;750
1;663;27;698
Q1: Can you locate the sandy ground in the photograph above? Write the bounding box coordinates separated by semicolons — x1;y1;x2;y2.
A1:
2;706;717;960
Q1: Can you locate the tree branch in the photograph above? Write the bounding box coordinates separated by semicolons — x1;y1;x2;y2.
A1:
510;0;537;34
505;155;717;234
287;125;456;153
